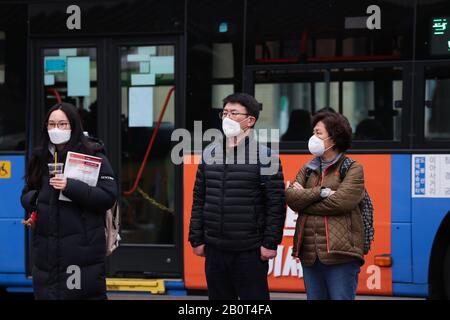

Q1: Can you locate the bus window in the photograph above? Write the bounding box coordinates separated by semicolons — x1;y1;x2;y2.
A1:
254;67;403;142
343;73;403;141
0;27;26;151
212;84;234;109
0;31;3;85
212;43;234;79
120;45;175;245
425;66;450;140
211;42;235;130
42;47;98;138
247;0;414;64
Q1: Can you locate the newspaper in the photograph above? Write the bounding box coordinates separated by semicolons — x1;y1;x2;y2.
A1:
59;151;102;202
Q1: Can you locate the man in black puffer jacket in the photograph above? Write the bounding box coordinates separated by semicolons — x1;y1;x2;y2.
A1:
189;93;286;300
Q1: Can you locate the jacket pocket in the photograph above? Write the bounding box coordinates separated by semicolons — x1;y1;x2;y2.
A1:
293;214;305;257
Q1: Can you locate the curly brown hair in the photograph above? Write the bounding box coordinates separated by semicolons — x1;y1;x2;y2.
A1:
312;112;352;152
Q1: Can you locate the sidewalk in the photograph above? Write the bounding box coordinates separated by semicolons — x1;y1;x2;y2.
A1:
108;291;424;300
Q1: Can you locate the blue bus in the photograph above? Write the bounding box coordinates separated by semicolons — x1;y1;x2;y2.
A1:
1;0;450;298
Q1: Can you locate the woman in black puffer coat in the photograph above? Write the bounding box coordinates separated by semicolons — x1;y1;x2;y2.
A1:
21;102;117;300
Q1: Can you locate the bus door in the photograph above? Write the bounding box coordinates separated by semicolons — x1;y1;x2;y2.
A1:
107;38;182;278
31;37;183;279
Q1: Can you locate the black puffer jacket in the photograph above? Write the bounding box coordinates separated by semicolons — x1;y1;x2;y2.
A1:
189;136;286;251
21;141;117;300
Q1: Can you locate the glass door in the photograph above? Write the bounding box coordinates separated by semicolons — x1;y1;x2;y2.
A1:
31;37;182;279
107;39;181;278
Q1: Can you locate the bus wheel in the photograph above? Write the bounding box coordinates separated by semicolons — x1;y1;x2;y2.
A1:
444;244;450;299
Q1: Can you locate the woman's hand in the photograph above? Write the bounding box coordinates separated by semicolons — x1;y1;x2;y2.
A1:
49;176;67;190
292;181;304;191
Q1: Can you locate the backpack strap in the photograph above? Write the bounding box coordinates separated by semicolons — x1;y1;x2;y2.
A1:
339;157;356;181
304;167;313;183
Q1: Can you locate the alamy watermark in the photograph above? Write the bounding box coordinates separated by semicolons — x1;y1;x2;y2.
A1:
66;5;81;30
66;265;81;290
171;121;280;176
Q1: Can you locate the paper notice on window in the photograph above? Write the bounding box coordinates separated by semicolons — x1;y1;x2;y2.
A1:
67;56;90;97
59;151;102;201
412;154;450;198
150;56;174;74
129;86;153;127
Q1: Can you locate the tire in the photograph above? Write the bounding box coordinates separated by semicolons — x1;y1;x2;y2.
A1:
444;244;450;299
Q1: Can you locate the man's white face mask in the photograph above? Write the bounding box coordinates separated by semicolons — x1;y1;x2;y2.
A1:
48;128;71;145
222;116;249;138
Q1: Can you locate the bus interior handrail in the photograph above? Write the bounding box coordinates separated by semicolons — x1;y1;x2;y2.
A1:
123;86;175;196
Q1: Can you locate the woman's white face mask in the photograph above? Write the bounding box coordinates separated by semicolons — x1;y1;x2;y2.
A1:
48;128;71;145
222;116;249;138
308;135;333;157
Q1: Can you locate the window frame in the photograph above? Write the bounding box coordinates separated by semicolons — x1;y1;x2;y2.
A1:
413;60;450;150
244;61;414;152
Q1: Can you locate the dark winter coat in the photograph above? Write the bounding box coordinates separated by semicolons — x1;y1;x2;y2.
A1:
21;142;117;300
188;136;286;251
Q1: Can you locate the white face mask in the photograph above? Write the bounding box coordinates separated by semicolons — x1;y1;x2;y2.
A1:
48;128;71;145
222;117;248;138
308;135;332;157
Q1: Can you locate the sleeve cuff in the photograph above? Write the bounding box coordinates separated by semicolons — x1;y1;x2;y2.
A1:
262;241;278;250
190;241;204;248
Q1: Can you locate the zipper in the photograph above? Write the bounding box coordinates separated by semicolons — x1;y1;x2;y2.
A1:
220;163;227;237
310;165;332;254
321;166;331;253
295;217;307;256
324;216;330;253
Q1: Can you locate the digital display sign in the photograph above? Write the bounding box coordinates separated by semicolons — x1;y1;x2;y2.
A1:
430;17;450;55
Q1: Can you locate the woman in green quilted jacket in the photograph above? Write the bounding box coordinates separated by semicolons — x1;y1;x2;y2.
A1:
285;111;366;300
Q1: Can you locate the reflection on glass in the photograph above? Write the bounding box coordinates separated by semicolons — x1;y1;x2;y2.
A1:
248;0;411;64
42;47;98;137
212;84;234;108
254;68;403;142
120;45;175;245
0;30;26;151
425;67;450;139
0;31;4;84
212;43;234;79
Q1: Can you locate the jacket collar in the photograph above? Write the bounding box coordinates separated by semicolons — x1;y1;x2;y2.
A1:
306;153;344;172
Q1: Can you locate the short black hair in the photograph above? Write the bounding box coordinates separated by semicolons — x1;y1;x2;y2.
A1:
222;92;262;120
312;112;352;152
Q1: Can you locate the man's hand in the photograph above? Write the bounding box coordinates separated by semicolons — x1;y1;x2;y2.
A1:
260;246;277;261
193;244;205;257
